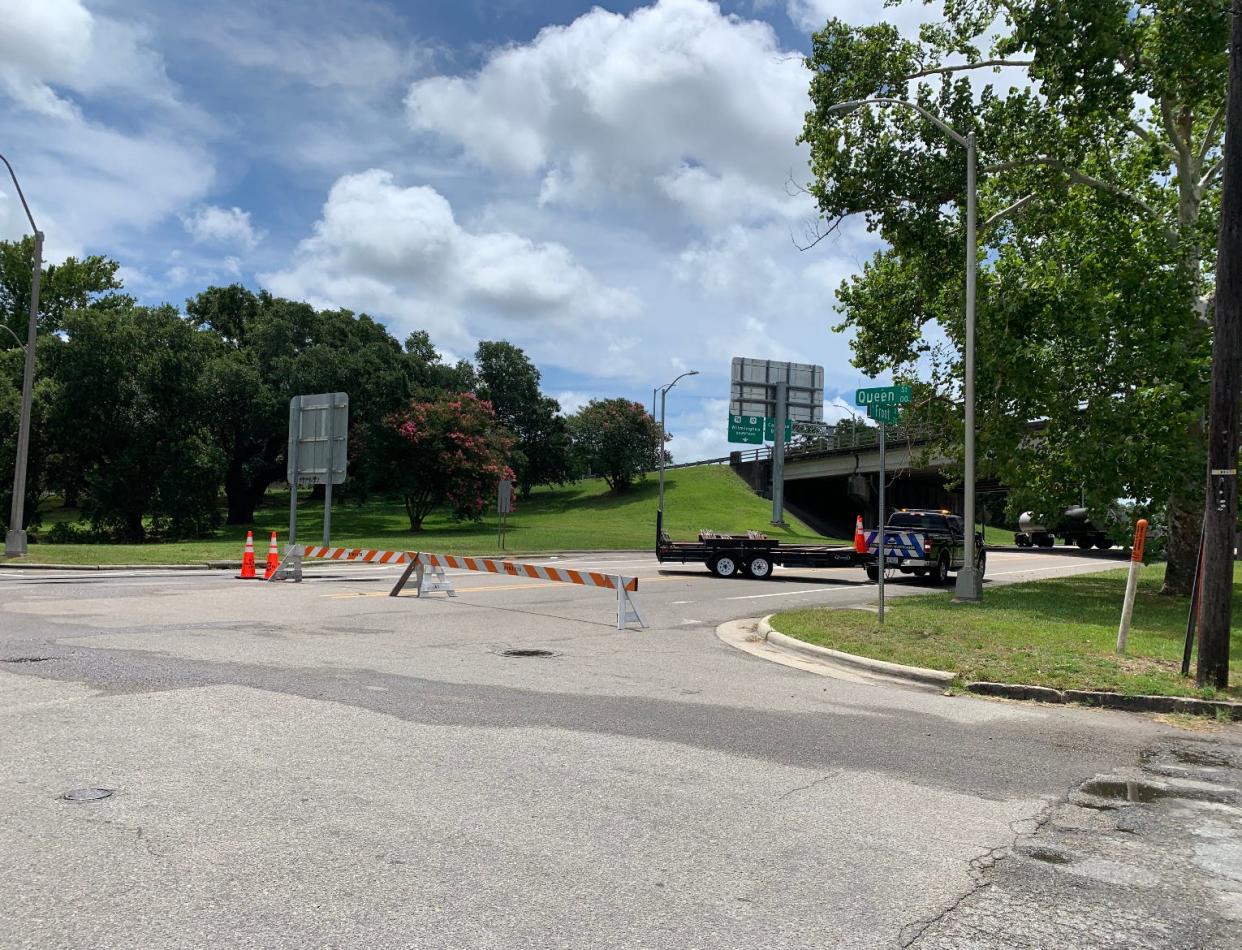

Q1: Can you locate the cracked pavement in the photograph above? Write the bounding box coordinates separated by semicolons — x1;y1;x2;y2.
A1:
0;552;1238;948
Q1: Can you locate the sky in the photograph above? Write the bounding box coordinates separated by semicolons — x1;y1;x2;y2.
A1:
0;0;938;461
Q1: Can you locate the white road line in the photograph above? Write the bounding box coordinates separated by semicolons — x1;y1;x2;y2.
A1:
725;588;828;600
670;600;695;605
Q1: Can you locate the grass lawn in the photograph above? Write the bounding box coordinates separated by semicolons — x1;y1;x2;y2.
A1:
13;465;840;565
772;564;1242;701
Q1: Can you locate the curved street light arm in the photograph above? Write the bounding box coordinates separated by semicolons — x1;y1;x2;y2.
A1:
0;153;39;234
826;98;969;149
0;323;25;351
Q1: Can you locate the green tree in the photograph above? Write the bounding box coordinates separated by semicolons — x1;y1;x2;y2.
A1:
52;304;224;541
379;392;514;531
188;285;421;522
799;0;1227;592
0;236;122;343
475;340;573;494
567;398;663;493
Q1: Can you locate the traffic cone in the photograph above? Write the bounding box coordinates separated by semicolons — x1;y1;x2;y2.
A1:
854;515;867;554
263;531;280;580
236;531;258;580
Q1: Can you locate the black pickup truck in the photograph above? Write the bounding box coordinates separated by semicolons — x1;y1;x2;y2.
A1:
865;509;986;585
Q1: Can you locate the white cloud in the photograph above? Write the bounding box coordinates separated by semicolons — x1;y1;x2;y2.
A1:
0;0;214;260
554;391;593;416
406;0;811;228
786;0;930;35
261;169;641;363
182;205;262;251
0;0;180;119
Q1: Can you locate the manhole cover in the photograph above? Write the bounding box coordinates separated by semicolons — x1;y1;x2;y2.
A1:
61;787;114;803
497;648;558;658
1;656;54;664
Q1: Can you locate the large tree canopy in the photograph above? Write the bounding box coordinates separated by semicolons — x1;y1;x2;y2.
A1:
800;0;1228;592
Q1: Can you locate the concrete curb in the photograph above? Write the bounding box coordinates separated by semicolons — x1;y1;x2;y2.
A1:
966;681;1242;720
759;615;957;688
3;549;654;573
0;562;219;571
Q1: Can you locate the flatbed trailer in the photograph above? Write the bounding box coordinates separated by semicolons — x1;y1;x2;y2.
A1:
657;530;864;579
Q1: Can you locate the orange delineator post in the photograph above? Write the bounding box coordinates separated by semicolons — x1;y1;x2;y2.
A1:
263;532;280;580
1115;518;1149;654
236;531;258;580
853;515;867;554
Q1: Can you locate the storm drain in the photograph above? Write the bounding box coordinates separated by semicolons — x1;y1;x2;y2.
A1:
61;788;114;803
496;649;558;658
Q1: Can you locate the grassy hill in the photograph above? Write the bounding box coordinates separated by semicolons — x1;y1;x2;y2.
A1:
17;465;838;565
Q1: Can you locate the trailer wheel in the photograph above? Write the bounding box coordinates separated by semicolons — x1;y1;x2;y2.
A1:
1094;538;1112;550
1075;537;1094;550
1036;534;1054;548
746;555;773;580
710;555;739;578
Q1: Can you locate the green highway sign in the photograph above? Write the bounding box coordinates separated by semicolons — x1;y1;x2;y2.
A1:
855;384;912;407
869;403;901;425
763;417;793;442
728;414;764;444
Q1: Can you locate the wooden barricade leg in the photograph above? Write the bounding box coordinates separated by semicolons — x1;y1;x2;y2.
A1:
389;554;420;597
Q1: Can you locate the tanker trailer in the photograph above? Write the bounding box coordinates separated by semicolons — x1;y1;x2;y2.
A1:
1014;508;1113;549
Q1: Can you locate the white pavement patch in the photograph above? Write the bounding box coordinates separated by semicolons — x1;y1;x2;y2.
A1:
0;682;1042;949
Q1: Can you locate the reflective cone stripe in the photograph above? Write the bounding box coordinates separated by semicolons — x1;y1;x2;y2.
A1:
236;531;258;580
264;532;280;579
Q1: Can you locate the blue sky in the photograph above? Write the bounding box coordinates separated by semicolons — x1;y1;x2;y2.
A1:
0;0;930;460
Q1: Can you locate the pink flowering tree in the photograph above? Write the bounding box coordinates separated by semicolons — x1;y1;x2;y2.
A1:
383;393;515;531
567;398;665;493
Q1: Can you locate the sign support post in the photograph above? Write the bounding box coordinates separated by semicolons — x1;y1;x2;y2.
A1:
323;392;336;547
878;420;886;623
771;380;787;526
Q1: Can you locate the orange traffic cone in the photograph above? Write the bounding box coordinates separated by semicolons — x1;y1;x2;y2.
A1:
263;532;280;580
854;515;867;554
236;531;258;580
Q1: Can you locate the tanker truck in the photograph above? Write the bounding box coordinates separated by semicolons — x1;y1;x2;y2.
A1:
1014;507;1113;550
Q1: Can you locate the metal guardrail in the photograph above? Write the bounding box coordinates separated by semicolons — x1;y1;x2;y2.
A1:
658;422;943;471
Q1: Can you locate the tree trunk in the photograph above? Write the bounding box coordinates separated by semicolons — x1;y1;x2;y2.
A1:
1163;488;1203;596
1198;0;1242;689
403;494;424;531
122;511;145;543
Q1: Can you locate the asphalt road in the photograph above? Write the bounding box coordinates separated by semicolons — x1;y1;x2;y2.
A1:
0;549;1236;948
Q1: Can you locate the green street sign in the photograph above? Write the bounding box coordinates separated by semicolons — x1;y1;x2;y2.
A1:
763;417;793;442
728;414;764;444
855;384;912;407
869;403;901;425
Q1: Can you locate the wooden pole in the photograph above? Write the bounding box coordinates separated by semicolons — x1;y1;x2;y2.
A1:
1199;0;1242;688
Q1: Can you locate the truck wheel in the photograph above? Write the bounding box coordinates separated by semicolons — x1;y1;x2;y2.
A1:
865;565;879;582
1076;537;1094;550
934;553;951;585
710;555;739;579
1036;534;1054;548
746;556;773;580
976;549;987;579
1094;538;1112;550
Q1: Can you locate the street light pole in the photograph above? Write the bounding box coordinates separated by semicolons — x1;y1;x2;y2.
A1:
1;154;42;558
825;98;981;601
655;370;698;541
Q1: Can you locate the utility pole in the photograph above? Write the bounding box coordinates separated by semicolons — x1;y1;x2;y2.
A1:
1198;0;1242;689
2;154;42;558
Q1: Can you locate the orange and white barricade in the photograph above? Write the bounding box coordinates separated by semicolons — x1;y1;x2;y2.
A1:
270;545;646;629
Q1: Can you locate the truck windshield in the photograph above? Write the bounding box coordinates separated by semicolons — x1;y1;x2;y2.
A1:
888;512;950;532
